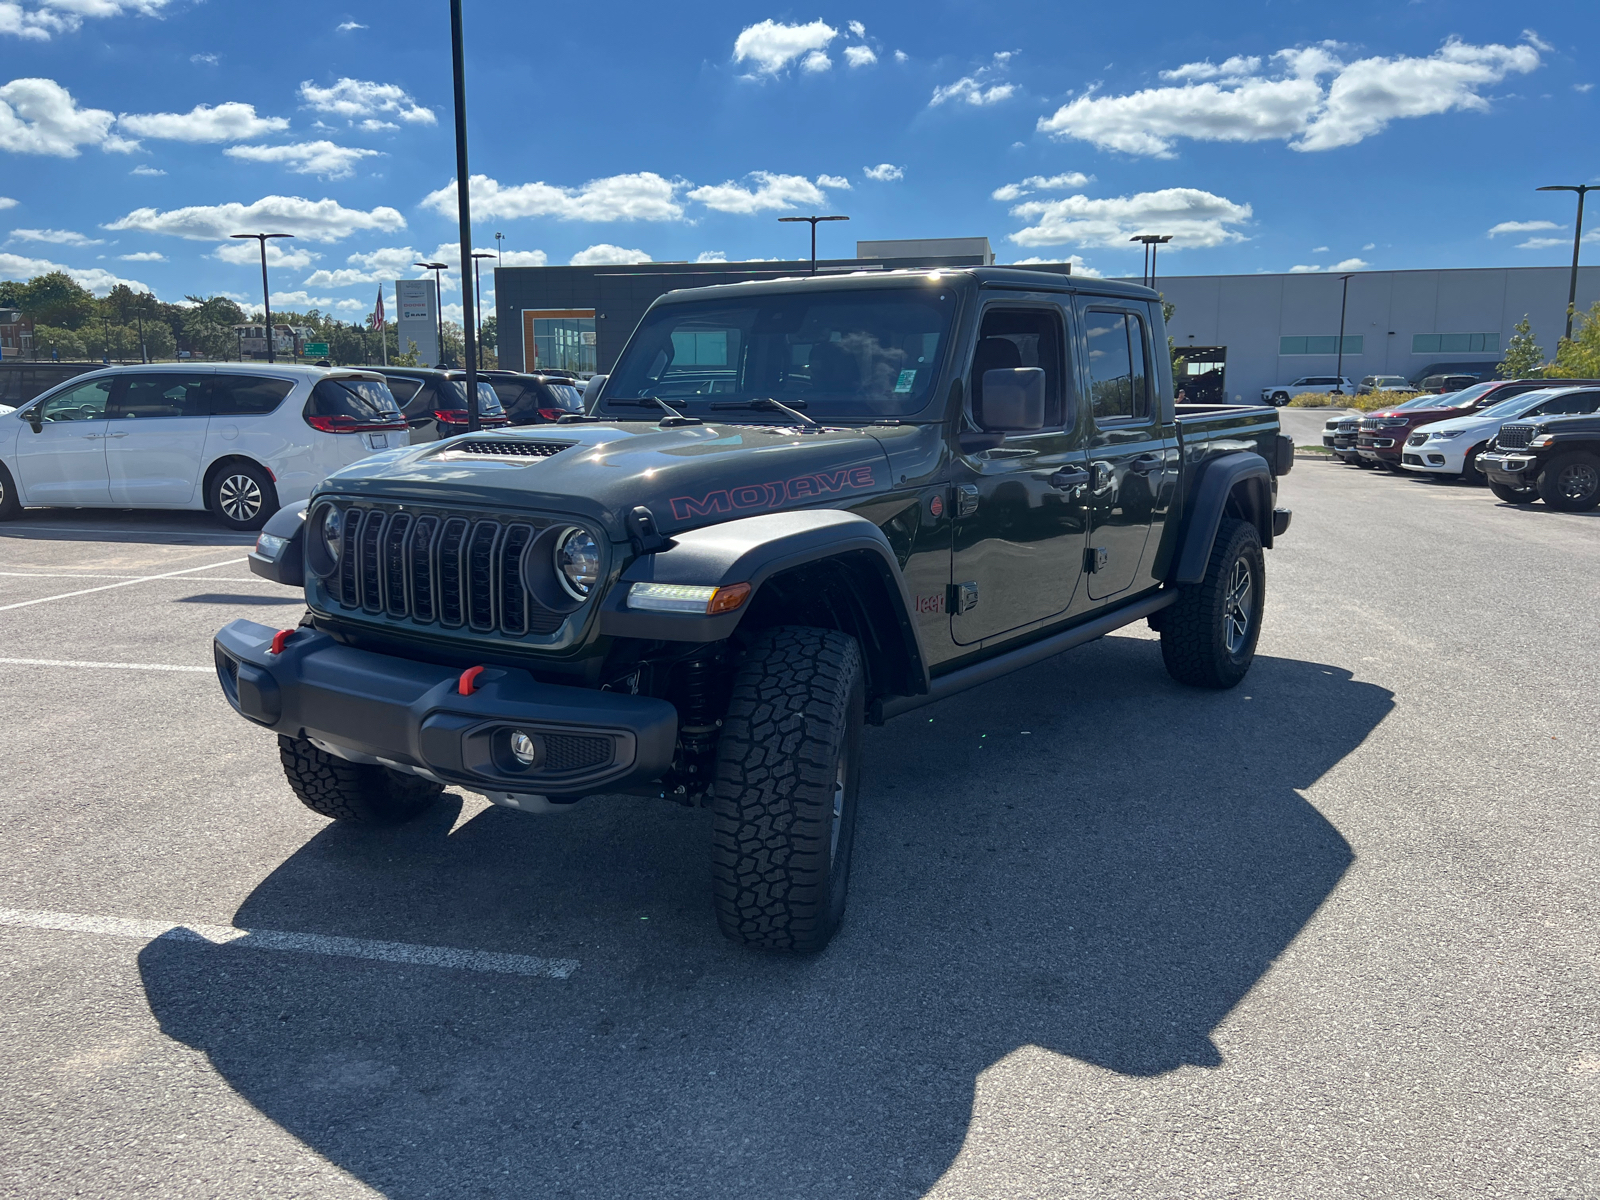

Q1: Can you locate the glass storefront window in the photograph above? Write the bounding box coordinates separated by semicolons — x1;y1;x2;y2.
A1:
523;310;597;374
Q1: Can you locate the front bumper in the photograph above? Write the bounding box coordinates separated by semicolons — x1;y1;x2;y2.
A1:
214;619;677;799
1400;441;1465;473
1477;450;1539;488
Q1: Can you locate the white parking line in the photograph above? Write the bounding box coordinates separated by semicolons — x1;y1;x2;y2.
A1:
0;657;211;673
0;558;246;612
0;907;579;980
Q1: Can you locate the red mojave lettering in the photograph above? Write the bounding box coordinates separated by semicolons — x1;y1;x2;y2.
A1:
669;464;877;522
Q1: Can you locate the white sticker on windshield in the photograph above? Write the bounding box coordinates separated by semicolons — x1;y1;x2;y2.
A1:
894;369;917;394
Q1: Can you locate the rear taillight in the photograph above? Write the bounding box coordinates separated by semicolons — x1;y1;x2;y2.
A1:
433;409;464;424
305;414;405;434
538;407;566;422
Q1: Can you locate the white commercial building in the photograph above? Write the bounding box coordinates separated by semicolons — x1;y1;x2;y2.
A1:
1150;265;1600;402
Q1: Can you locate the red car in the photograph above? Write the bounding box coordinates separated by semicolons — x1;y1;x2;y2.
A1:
1355;379;1588;470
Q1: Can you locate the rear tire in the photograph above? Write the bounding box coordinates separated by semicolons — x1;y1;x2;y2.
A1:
1489;480;1539;505
208;460;279;532
1160;517;1264;690
1536;451;1600;512
0;461;19;521
710;627;864;953
277;735;443;824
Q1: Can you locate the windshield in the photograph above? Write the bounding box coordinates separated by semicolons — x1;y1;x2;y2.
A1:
443;379;505;414
1395;393;1449;410
1434;382;1497;408
602;286;956;421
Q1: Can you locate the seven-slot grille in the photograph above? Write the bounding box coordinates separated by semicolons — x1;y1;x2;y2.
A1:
1496;423;1535;450
332;505;569;636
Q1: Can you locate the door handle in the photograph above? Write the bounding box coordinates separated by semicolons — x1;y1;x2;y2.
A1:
1047;468;1089;491
105;431;128;439
1130;455;1163;474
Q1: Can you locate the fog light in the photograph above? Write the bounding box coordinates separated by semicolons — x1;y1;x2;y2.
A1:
509;730;541;766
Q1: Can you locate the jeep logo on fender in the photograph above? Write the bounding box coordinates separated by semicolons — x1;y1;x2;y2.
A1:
669;465;877;522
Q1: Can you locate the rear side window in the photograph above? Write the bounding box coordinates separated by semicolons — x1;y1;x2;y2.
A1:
212;375;295;416
111;373;210;418
1539;391;1600;415
1083;309;1150;422
307;378;398;420
540;382;584;410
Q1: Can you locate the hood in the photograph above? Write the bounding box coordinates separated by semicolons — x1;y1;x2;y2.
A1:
316;420;898;540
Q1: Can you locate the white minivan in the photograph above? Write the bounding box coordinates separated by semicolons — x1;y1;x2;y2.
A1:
0;364;405;531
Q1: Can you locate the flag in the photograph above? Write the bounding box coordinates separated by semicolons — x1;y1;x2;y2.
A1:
369;287;385;331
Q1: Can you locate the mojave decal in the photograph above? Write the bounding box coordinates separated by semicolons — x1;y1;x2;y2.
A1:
669;465;877;522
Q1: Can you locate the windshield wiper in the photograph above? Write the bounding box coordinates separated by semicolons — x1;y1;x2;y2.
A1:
708;397;820;429
604;396;702;427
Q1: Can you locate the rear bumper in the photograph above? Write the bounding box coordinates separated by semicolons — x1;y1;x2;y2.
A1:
213;619;677;799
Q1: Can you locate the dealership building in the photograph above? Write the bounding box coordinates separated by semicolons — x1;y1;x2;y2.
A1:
492;240;1598;402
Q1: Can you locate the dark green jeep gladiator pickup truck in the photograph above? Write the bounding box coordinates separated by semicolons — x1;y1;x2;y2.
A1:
217;268;1293;951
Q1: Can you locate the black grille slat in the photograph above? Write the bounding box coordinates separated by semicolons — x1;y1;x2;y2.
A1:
383;514;411;617
359;511;385;612
437;518;469;627
450;439;573;458
542;734;612;773
498;524;533;635
467;522;501;632
1497;424;1534;450
408;516;439;622
338;513;360;607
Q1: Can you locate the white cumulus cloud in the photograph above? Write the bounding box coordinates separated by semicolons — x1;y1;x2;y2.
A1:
1007;187;1252;250
697;250;728;263
0;77;123;156
1488;219;1559;237
688;171;826;214
815;173;851;189
1289;257;1370;273
336;21;366;32
117;250;164;261
733;19;837;75
106;195;406;242
844;45;876;68
1;0;173;42
863;162;903;182
130;164;164;175
225;140;382;180
119;102;288;143
298;78;435;125
0;196;16;209
991;172;1092;201
931;52;1017;108
424;172;684;222
212;239;321;269
267;290;336;309
847;20;864;37
801;50;831;73
7;227;102;246
1012;254;1102;278
570;244;651;266
1040;36;1543;156
0;250;148;294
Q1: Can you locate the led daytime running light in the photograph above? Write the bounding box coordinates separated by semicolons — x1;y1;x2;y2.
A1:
628;581;751;615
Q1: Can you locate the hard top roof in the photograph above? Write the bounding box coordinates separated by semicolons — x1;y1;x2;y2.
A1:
650;266;1157;307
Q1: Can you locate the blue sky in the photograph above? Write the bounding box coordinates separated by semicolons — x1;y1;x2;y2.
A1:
2;0;1596;321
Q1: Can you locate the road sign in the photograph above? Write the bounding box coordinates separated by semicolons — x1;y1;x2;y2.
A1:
303;342;329;357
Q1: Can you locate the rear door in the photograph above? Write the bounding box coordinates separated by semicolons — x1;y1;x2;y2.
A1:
105;370;214;505
1077;300;1173;600
950;298;1089;644
13;375;113;505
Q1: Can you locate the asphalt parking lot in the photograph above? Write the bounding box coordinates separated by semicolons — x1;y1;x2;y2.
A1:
0;464;1596;1200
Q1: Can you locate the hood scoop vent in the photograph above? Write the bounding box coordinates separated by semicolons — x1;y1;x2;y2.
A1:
439;438;576;459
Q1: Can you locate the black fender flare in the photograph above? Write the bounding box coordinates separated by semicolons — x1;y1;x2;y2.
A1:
1169;452;1274;585
598;508;929;695
247;499;307;588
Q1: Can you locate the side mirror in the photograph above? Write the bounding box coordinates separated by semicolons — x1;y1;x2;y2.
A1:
581;374;608;413
23;409;42;433
976;367;1045;433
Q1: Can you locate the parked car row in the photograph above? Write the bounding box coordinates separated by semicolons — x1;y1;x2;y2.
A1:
0;363;586;531
1264;371;1496;406
1319;377;1600;510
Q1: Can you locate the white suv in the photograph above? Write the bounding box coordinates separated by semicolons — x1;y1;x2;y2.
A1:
1261;376;1358;405
0;364;405;531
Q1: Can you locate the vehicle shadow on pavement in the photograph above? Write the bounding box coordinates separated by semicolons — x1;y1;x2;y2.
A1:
138;634;1389;1199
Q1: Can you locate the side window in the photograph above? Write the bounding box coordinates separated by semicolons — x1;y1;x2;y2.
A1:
110;374;210;419
1545;392;1600;414
37;377;114;421
211;375;294;416
384;376;423;404
971;306;1066;429
1083;309;1149;423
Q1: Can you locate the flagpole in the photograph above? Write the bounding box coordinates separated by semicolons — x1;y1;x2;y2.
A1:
377;286;388;365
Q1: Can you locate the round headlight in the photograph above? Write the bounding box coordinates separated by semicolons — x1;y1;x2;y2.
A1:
554;528;600;600
322;506;343;556
306;503;343;577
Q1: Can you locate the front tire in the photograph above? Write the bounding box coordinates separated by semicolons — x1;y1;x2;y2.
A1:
1489;480;1539;505
277;735;444;824
208;460;279;531
0;461;19;521
1536;451;1600;512
1460;444;1487;484
1160;517;1264;690
711;627;864;953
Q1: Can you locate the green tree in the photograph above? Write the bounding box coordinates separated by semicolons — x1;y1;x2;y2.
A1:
1546;302;1600;378
439;318;465;367
182;294;248;360
18;272;96;329
28;323;88;359
0;279;22;307
328;321;373;365
1497;316;1544;379
479;313;498;352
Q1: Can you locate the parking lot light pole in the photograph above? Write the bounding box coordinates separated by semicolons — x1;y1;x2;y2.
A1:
778;214;849;274
472;251;496;370
414;260;448;365
449;0;481;430
1130;234;1172;289
1537;184;1594;342
1335;273;1354;395
230;232;293;363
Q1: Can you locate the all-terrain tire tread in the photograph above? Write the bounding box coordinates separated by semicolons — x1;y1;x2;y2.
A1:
1160;517;1263;690
277;735;442;824
710;626;862;952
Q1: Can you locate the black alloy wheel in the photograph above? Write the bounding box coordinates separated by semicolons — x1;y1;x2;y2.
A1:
1537;452;1600;512
1159;517;1265;690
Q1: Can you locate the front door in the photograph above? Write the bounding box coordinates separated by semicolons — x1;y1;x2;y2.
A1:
951;301;1090;645
1078;302;1170;600
13;376;113;505
106;371;213;505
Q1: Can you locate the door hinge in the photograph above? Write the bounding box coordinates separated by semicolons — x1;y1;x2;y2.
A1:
949;581;979;614
1085;546;1108;573
955;484;980;519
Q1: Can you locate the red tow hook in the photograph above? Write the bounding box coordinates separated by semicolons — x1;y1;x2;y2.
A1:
458;665;487;696
269;628;296;655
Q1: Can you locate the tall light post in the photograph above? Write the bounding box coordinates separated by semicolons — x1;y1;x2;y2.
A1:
414;260;448;365
448;0;481;430
1537;184;1595;342
1335;273;1354;395
1130;234;1173;289
230;232;294;362
778;214;849;274
472;251;495;369
495;231;504;267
